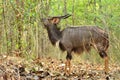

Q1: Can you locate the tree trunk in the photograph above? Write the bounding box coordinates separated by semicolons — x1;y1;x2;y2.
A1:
72;0;75;25
15;0;24;56
64;0;67;26
2;0;9;54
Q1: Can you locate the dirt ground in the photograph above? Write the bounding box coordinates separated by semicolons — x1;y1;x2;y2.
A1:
0;55;120;80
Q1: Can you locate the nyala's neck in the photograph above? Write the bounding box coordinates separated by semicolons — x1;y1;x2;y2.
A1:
47;24;62;45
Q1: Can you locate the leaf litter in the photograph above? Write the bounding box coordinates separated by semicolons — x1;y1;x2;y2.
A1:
0;55;120;80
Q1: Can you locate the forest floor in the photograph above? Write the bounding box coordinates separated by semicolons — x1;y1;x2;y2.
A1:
0;55;120;80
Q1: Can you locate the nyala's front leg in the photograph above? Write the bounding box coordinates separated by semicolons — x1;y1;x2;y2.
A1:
65;59;71;75
65;51;72;75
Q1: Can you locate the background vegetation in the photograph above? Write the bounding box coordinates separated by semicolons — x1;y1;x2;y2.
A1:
0;0;120;64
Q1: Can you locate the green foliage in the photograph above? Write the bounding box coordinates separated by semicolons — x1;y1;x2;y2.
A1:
0;0;120;64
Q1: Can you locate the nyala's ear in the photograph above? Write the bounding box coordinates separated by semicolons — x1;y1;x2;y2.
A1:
48;14;71;24
49;18;60;24
60;14;71;19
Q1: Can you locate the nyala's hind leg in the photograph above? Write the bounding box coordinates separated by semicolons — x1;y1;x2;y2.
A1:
99;50;109;74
